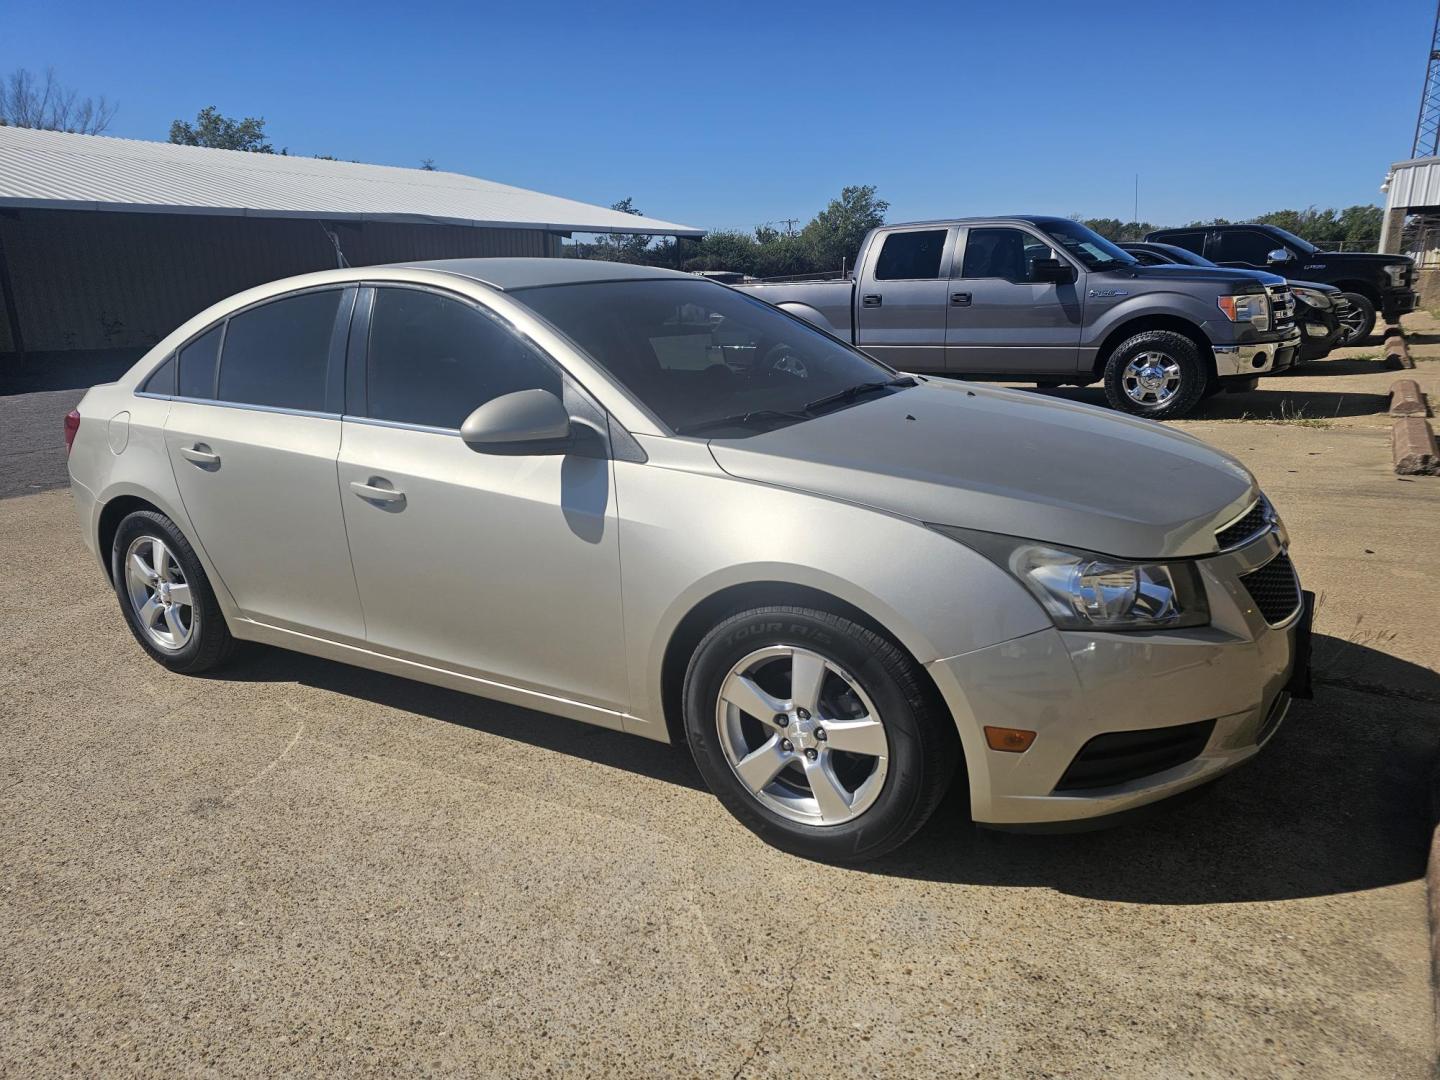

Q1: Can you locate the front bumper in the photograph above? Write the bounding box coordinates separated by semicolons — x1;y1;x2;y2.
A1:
928;525;1306;827
1213;328;1301;378
1382;290;1418;321
1298;312;1343;361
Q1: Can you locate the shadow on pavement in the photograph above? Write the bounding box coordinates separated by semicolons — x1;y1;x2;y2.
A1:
222;633;1436;905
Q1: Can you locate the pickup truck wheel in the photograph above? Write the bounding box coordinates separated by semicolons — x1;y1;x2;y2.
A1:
1335;293;1375;345
1102;331;1208;420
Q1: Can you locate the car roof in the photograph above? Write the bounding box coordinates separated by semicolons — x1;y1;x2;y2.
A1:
886;214;1075;229
395;257;692;291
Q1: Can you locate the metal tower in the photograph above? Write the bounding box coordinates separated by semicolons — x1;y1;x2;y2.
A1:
1413;1;1440;157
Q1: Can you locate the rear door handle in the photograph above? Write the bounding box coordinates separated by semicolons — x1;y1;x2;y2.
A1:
179;444;220;467
950;292;972;306
349;479;406;506
861;294;882;307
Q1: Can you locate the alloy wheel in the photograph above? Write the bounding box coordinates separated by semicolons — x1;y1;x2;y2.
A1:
124;534;194;651
1336;305;1368;345
1121;351;1182;406
714;645;889;826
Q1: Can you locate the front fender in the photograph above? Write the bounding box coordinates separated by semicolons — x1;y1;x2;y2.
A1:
1082;291;1225;352
614;447;1051;742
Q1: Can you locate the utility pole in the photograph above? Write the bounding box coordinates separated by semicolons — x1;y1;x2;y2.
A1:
1133;174;1139;225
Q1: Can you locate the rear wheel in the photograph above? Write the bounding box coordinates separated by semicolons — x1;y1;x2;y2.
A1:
111;510;236;674
1102;330;1209;420
1335;293;1375;345
682;606;957;863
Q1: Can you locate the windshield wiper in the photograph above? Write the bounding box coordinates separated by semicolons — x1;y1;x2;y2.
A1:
673;409;810;436
802;376;914;416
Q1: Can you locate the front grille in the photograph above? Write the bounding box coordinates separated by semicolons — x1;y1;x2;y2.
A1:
1239;551;1301;625
1055;719;1216;792
1215;495;1271;550
1265;284;1296;329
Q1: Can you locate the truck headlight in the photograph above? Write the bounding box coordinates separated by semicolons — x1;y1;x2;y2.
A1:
934;526;1211;631
1384;263;1409;287
1290;286;1332;310
1217;293;1270;331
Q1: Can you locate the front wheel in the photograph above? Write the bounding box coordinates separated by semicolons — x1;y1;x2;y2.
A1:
682;606;957;863
1335;293;1375;346
1101;330;1210;420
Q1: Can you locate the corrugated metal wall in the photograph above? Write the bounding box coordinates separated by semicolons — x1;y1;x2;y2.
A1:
0;209;552;354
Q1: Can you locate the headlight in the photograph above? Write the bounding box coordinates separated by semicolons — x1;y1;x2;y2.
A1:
1385;263;1409;287
1216;292;1270;331
934;526;1211;631
1290;286;1332;310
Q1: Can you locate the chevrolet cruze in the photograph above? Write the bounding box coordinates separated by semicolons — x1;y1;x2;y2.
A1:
65;259;1311;862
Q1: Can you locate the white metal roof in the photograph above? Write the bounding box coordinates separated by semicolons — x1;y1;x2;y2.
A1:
1384;155;1440;212
0;126;704;236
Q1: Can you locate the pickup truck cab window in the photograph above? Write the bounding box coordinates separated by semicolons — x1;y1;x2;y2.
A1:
874;229;947;280
1212;229;1285;267
365;287;561;430
959;227;1058;283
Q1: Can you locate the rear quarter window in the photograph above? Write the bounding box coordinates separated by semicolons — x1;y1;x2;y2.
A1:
176;326;222;399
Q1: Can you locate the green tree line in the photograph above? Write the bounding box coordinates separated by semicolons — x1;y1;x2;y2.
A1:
1077;205;1383;250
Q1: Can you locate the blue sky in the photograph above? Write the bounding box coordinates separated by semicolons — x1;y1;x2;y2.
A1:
5;0;1433;231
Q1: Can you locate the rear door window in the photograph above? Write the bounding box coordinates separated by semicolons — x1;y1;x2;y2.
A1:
217;290;343;412
176;326;222;400
1158;230;1206;256
874;230;947;280
364;287;561;430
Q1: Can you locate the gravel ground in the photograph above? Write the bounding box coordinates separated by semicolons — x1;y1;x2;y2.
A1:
2;328;1437;1076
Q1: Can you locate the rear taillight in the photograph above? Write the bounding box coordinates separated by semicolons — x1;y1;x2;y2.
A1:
63;409;81;456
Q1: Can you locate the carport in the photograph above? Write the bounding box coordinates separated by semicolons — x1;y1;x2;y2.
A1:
0;126;701;386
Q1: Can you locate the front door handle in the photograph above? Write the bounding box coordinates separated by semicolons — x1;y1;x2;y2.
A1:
861;294;883;307
950;292;972;306
349;479;406;507
179;444;220;467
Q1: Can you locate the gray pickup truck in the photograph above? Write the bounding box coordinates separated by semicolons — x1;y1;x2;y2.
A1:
734;216;1301;419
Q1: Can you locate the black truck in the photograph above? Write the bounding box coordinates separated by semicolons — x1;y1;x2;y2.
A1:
1145;223;1415;345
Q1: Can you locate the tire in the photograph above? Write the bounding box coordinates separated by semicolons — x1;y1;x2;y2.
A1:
1101;330;1209;420
111;510;236;674
682;605;957;863
1335;293;1375;346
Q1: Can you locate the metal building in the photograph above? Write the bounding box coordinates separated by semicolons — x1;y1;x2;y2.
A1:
1380;155;1440;307
0;127;701;378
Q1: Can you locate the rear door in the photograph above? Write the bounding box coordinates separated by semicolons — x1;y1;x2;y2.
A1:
944;226;1083;375
164;287;365;640
854;226;954;371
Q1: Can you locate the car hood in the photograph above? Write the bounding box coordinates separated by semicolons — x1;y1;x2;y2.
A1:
1108;264;1282;290
706;380;1257;559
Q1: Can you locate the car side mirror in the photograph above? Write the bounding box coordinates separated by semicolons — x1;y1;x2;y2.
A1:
1266;248;1294;265
1031;258;1076;284
460;389;573;455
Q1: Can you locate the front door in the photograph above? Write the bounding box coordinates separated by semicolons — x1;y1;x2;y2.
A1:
854;226;953;372
164;288;365;640
336;285;629;712
944;226;1084;375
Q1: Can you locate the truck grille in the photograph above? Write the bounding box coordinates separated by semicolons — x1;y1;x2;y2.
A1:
1238;551;1301;625
1265;284;1295;329
1215;495;1272;550
1055;719;1216;791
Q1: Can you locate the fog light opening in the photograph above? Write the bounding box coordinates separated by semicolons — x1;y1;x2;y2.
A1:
1251;353;1268;369
984;726;1037;753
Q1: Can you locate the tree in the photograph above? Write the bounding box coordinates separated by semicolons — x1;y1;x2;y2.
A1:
801;185;889;272
0;67;115;134
169;106;274;153
589;197;655;263
420;158;437;171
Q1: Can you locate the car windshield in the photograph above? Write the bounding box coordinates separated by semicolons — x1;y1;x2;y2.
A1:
1034;219;1136;270
511;278;910;437
1265;226;1317;255
1145;244;1215;268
